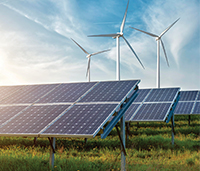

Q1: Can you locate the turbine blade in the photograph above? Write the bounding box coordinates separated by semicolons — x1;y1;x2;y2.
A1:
88;33;119;37
91;49;110;56
86;57;91;77
122;36;145;69
120;0;129;33
160;39;169;67
129;26;158;37
71;38;89;55
159;18;180;38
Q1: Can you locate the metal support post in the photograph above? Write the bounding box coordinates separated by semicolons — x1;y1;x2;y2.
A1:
48;137;56;168
34;137;37;145
120;115;126;171
125;122;130;142
85;138;87;144
188;115;191;126
171;115;175;146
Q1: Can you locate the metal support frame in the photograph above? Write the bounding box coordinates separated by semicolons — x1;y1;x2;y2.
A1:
166;92;180;145
125;122;130;142
120;117;126;171
48;137;56;168
101;89;138;139
171;115;175;145
34;137;37;145
115;125;127;156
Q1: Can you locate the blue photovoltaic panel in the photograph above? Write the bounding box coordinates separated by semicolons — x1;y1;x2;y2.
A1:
131;103;171;121
0;105;70;135
192;102;200;114
133;89;151;102
179;91;198;101
0;85;24;103
145;88;179;102
125;104;140;121
174;102;194;115
79;80;139;102
0;106;28;125
41;103;118;137
0;80;140;138
0;84;58;104
197;92;200;101
125;88;180;122
37;82;97;103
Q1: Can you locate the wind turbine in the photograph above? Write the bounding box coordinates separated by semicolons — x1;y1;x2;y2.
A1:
71;38;110;82
130;18;179;88
88;0;145;81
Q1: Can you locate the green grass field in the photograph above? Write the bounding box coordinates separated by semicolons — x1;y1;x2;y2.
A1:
0;115;199;171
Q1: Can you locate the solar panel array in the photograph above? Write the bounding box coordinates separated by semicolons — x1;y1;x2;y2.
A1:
125;88;180;122
0;80;139;138
174;90;200;115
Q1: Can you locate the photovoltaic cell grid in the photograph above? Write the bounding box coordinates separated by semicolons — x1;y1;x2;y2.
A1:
36;82;97;103
0;80;139;138
0;84;59;104
174;90;200;115
0;85;24;103
79;80;138;102
41;104;118;137
40;80;139;138
0;105;71;136
125;88;180;122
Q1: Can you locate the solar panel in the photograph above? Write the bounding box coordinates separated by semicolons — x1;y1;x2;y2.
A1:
178;91;198;101
41;103;118;137
0;85;24;103
124;104;140;121
0;84;59;104
174;90;200;115
0;80;139;138
133;89;151;102
36;82;97;103
79;80;139;102
125;88;180;122
192;102;200;114
197;92;200;101
174;102;194;115
132;103;171;121
144;88;179;102
0;105;70;135
0;105;28;125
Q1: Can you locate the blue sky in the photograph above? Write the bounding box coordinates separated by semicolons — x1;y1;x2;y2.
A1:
0;0;199;90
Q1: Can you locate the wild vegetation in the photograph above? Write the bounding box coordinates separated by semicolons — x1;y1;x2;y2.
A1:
0;115;199;171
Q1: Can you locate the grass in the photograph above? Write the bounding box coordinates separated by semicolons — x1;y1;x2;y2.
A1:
0;115;199;171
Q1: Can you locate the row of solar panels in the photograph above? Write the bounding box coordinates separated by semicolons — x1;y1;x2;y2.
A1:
0;80;198;138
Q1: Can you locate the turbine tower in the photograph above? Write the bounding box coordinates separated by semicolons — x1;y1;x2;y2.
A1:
130;18;179;88
71;38;110;82
88;0;145;81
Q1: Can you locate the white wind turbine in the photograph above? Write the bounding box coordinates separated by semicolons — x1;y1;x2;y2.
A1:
130;18;179;88
88;0;145;81
71;38;110;82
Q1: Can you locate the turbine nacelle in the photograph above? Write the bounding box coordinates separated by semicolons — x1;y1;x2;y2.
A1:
156;37;161;41
86;55;91;58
